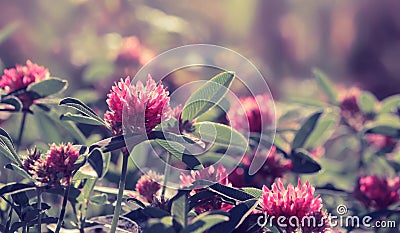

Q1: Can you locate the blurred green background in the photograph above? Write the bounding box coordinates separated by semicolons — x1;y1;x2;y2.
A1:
1;0;400;100
0;1;399;230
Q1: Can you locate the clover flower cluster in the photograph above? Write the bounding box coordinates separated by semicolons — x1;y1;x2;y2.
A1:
23;143;79;187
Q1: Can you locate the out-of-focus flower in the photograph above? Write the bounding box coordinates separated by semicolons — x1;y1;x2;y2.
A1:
255;147;292;184
180;164;233;213
180;164;231;188
171;104;183;120
104;75;171;135
0;60;49;93
135;170;163;203
339;87;372;130
260;179;329;232
365;134;397;153
227;94;274;133
0;60;50;109
170;104;190;133
309;146;325;159
353;175;400;210
228;165;247;188
46;143;80;186
229;146;292;188
171;104;197;133
115;36;154;67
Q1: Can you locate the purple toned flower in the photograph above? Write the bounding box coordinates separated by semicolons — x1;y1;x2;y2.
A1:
228;165;247;188
135;170;163;203
365;134;397;152
45;143;80;186
353;175;400;210
104;75;171;135
180;164;233;213
30;160;51;186
255;147;292;184
22;143;79;187
150;196;170;212
0;60;50;109
301;210;331;233
0;60;49;93
171;104;183;120
104;77;131;135
229;146;292;188
227;94;274;133
340;88;361;113
23;148;42;174
260;179;328;232
339;87;371;130
115;36;154;67
22;148;50;185
309;146;325;159
180;164;231;188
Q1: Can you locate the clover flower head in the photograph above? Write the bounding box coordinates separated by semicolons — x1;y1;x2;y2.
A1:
260;179;327;232
115;36;154;67
365;134;397;152
22;143;79;187
229;146;292;188
339;87;372;130
180;164;233;214
180;164;231;188
353;175;400;210
135;170;163;203
104;75;171;135
227;94;274;133
22;148;49;185
0;60;50;109
0;60;49;93
45;143;80;186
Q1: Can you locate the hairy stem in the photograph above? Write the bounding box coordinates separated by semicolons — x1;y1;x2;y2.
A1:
110;148;129;233
54;185;71;233
161;153;171;198
16;112;27;151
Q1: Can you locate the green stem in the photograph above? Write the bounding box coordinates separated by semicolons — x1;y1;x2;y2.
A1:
16;112;27;151
37;188;42;233
357;132;366;171
70;204;81;232
5;201;13;233
79;200;88;233
54;185;71;233
161;153;171;198
80;179;96;233
110;149;129;233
